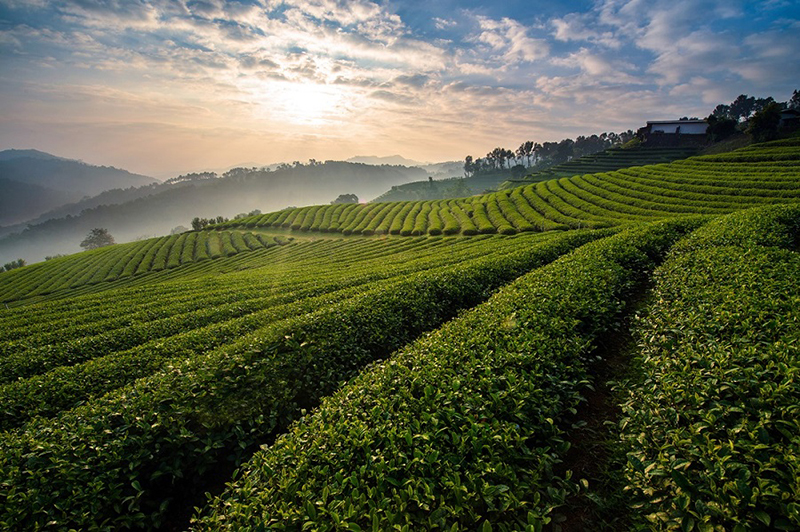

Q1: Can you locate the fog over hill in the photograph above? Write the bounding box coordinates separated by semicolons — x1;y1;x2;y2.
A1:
0;160;426;264
0;150;159;226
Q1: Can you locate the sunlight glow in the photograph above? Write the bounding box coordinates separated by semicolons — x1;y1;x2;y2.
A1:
258;81;353;126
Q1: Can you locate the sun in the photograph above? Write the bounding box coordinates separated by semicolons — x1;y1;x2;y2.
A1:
267;81;350;126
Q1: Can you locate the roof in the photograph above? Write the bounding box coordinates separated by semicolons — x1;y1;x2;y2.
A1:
647;119;708;125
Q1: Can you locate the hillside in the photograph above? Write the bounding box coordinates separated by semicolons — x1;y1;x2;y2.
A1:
370;169;512;202
0;161;426;264
0;151;159;226
219;138;800;236
0;178;70;226
0;138;798;531
498;145;699;190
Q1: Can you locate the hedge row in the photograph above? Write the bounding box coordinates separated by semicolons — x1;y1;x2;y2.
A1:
194;217;704;530
0;230;605;530
0;231;278;303
620;205;800;530
0;236;568;429
208;140;798;239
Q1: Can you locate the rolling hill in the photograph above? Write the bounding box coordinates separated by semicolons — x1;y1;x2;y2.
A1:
498;145;700;190
0;161;426;264
217;138;800;236
0;137;798;531
0;150;159;226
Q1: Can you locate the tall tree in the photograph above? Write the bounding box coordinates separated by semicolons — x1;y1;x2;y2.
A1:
331;194;359;204
789;89;800;110
747;101;782;142
730;94;757;121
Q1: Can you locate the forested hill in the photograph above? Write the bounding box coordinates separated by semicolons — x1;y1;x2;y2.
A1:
0;161;426;264
0;151;158;226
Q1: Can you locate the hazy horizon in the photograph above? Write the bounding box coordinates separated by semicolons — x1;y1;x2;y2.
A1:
1;0;798;178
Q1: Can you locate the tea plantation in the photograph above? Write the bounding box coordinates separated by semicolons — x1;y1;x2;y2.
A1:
0;138;798;531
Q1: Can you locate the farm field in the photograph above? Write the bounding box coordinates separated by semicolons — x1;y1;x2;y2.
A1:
498;145;700;189
217;138;800;237
0;138;798;530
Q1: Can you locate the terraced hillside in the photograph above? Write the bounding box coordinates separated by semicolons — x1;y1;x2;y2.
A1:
196;205;800;531
0;137;798;531
219;138;800;236
0;231;291;305
499;145;699;189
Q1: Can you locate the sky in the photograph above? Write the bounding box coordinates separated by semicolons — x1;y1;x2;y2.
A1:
0;0;798;178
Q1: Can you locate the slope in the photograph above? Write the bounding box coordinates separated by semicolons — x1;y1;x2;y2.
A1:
3;137;797;304
222;138;800;236
0;161;426;264
0;152;158;225
498;145;699;190
0;139;798;531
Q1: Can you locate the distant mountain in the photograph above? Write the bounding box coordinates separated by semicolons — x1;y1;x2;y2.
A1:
0;149;68;162
420;161;464;178
0;150;159;226
347;155;428;167
0;160;426;263
0;178;71;227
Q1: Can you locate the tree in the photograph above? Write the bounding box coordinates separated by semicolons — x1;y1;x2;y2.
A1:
789;89;800;110
706;114;737;142
2;259;26;272
331;194;359;204
191;217;207;231
730;94;757;122
191;216;228;230
80;228;115;250
464;155;474;177
747;101;782;142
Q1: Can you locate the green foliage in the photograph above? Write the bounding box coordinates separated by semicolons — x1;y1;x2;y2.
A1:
0;230;606;530
194;219;701;530
331;193;359;204
747;101;783;143
191;216;228;231
0;231;281;304
1;258;25;272
620;205;800;530
0;140;798;532
706;114;738;142
80;227;115;250
219;139;799;240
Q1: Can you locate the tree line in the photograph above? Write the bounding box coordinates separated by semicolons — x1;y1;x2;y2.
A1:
707;90;800;143
463;131;636;178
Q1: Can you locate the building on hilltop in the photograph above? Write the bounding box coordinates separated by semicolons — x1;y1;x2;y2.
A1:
638;119;709;147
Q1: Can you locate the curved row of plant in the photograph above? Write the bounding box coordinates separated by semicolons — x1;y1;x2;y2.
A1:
0;231;289;304
0;230;604;530
0;234;531;348
619;204;800;530
0;234;565;431
219;139;800;237
0;231;471;307
499;146;700;189
193;218;704;530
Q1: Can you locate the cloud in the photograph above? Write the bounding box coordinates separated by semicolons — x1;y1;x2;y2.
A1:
551;12;621;49
551;48;639;83
1;0;797;174
433;17;456;30
474;16;549;64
